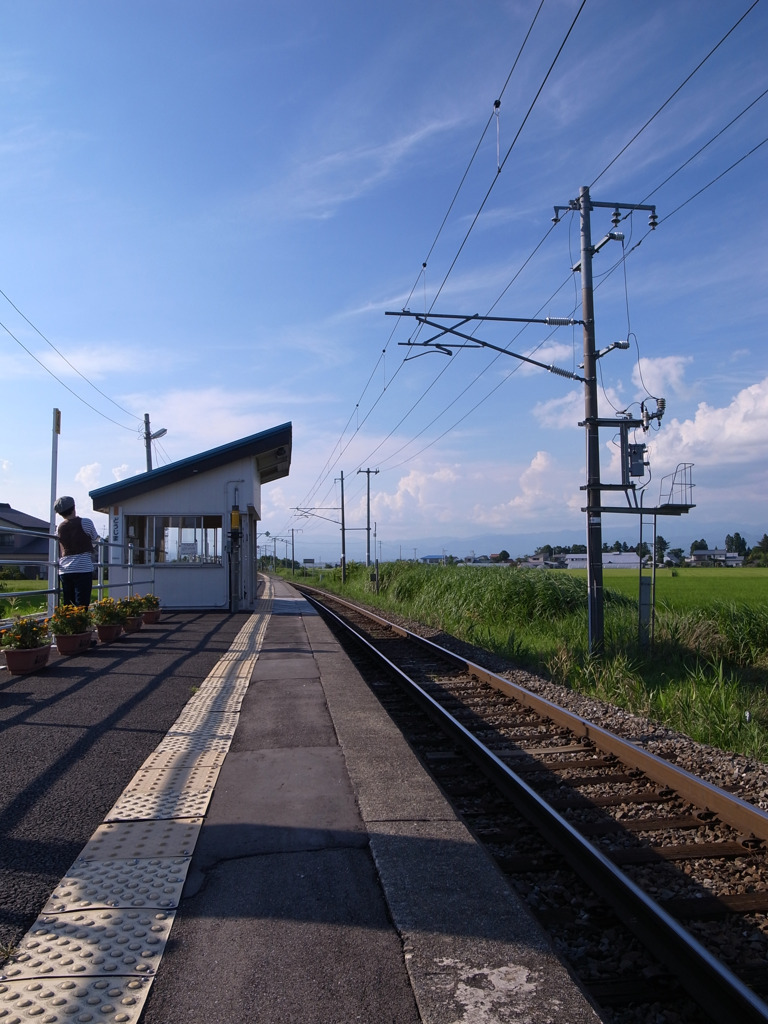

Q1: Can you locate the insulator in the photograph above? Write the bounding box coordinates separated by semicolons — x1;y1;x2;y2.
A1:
657;397;666;417
548;364;574;378
545;317;574;326
611;208;621;227
649;211;658;229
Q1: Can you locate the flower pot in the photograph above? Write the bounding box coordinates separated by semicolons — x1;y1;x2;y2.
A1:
96;623;123;643
4;646;51;675
142;609;161;624
123;615;143;634
55;632;93;656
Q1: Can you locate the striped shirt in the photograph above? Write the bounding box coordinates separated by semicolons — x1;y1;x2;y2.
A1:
58;517;99;574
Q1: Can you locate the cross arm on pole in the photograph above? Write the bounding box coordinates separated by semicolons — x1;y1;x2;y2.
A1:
386;312;588;382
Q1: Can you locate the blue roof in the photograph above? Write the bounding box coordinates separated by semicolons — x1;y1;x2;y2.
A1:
90;422;292;510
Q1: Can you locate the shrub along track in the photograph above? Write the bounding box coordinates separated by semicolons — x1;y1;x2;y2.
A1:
295;584;768;1024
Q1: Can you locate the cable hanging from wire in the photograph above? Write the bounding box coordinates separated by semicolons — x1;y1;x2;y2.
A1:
293;0;560;517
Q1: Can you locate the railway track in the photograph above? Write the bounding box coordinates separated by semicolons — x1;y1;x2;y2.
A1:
295;584;768;1024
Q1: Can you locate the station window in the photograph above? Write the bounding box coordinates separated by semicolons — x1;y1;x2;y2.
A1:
124;515;223;565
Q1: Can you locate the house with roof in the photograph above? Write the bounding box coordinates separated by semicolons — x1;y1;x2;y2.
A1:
687;548;744;567
89;422;292;611
0;503;50;579
565;551;649;570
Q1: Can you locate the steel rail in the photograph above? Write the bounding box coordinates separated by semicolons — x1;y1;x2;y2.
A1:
302;587;768;1024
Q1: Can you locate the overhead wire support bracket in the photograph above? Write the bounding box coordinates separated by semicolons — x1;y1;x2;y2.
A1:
385;311;588;382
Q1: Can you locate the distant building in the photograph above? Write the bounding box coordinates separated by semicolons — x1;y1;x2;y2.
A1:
565;552;649;570
0;503;50;579
419;555;444;564
688;549;744;567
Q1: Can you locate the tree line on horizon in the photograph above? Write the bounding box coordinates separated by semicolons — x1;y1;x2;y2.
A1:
528;531;768;567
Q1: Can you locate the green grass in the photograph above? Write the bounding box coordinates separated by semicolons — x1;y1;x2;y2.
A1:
291;562;768;763
0;579;102;619
575;567;768;611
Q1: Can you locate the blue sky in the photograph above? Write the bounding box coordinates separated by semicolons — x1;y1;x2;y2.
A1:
1;0;766;562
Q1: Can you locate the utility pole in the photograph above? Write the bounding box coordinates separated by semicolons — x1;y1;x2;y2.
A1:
290;528;302;576
554;186;658;655
357;468;379;566
144;414;167;472
338;470;346;583
578;185;604;656
388;189;670;657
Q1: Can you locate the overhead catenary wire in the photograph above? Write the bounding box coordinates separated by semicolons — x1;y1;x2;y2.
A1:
0;316;138;432
0;286;143;427
281;2;765;543
289;0;562;524
589;0;762;188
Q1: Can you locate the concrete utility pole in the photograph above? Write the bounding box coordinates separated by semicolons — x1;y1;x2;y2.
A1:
357;468;379;566
144;414;167;472
578;186;605;656
338;470;346;583
387;187;663;656
555;186;658;655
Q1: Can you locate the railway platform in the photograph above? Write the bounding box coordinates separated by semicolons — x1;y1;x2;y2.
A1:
0;576;601;1023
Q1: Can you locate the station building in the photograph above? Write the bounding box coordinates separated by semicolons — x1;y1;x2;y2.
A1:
90;422;291;612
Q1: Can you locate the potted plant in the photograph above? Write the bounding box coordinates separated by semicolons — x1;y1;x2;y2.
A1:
90;597;127;643
140;593;162;624
49;604;94;656
119;595;145;633
1;615;51;674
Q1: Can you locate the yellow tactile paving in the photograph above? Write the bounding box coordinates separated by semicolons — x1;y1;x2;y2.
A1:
43;859;189;914
0;578;280;1023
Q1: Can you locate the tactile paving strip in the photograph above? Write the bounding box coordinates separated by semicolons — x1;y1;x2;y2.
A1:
139;747;227;771
43;859;189;913
167;710;240;735
2;909;173;979
0;597;275;1023
105;787;213;822
79;819;203;861
122;763;221;795
154;733;233;755
183;688;247;714
0;975;151;1023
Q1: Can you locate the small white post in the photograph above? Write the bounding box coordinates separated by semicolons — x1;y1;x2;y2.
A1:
47;409;61;616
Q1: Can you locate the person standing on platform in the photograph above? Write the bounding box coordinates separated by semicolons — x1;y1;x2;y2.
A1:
54;496;99;607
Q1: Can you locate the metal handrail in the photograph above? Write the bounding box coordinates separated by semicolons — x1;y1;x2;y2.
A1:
0;528;155;624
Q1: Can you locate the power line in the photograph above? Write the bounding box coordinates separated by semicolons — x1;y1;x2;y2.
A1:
290;0;587;529
0;286;142;425
0;316;138;431
590;0;762;188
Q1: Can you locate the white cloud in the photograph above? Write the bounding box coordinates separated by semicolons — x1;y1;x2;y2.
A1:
75;462;101;490
632;355;692;400
250;118;458;222
112;463;131;481
370;465;461;525
533;390;583;429
471;451;583;529
650;376;768;471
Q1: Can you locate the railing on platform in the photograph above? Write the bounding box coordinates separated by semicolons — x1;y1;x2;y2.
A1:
0;526;155;624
